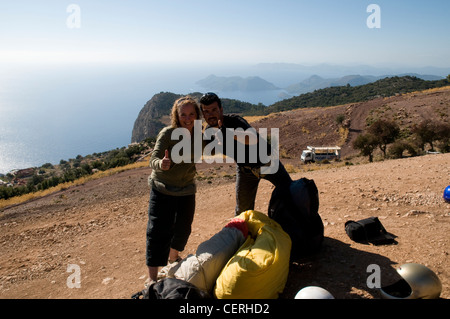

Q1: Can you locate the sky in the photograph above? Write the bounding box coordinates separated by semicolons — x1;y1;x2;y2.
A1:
0;0;450;68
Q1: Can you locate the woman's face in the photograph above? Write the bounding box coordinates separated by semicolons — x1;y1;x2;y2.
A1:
178;103;198;133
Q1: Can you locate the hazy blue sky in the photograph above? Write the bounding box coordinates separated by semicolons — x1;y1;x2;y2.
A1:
1;0;449;67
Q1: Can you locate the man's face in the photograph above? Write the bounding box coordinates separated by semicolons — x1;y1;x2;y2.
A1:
201;101;223;127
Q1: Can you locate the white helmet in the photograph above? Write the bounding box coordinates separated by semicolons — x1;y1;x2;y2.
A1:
380;263;442;299
295;286;335;299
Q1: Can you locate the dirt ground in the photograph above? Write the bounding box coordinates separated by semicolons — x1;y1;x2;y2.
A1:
0;152;448;299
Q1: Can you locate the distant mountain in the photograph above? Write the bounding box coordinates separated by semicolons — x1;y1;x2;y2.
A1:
285;74;444;95
196;74;279;92
254;62;450;78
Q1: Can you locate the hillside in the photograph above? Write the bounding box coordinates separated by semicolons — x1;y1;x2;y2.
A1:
267;75;449;114
131;76;449;144
0;86;449;301
251;86;450;161
285;73;444;95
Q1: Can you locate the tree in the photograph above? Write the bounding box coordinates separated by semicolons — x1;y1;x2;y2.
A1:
411;120;448;152
368;119;400;158
353;133;379;162
389;141;417;159
435;121;450;152
41;163;54;169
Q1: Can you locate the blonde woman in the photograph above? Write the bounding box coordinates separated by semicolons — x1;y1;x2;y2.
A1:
145;96;201;285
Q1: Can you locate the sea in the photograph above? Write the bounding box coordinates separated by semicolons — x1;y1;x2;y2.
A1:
0;63;293;175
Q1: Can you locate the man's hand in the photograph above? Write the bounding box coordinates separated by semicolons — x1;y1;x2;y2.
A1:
214;120;224;146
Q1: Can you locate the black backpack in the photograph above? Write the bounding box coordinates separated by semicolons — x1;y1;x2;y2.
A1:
132;278;211;300
268;177;324;260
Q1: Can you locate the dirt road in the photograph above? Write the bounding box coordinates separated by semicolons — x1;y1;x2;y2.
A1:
1;153;449;299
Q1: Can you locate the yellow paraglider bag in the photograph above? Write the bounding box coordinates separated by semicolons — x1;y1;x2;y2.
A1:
214;210;292;299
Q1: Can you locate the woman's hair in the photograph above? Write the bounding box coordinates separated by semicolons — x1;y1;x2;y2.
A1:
170;96;201;128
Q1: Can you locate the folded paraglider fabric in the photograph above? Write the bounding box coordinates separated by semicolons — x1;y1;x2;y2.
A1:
214;210;292;299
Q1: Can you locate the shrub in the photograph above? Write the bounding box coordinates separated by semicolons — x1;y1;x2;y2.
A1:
389;141;417;159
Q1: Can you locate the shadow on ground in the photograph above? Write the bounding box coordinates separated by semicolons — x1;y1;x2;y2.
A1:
281;237;402;299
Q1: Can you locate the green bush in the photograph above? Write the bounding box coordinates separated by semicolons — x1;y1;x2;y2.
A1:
389;141;417;159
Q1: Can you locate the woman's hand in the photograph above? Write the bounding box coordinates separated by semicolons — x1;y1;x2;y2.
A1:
161;149;171;170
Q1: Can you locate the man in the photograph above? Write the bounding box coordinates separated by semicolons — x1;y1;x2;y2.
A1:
200;92;292;216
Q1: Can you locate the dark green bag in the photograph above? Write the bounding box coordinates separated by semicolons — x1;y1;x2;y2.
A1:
268;177;324;260
132;278;211;300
